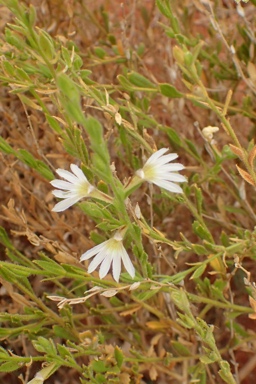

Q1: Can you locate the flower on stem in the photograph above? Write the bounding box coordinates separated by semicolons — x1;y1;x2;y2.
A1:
135;148;186;193
50;164;112;212
80;231;135;282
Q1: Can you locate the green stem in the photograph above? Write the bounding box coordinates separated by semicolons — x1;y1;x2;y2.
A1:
182;193;215;243
13;279;80;341
187;293;252;313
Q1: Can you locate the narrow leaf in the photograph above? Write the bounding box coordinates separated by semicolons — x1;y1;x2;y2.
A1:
159;83;183;98
236;165;255;186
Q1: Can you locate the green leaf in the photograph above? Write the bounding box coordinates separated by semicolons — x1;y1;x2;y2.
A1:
185;139;200;158
117;75;135;91
15;67;32;82
171;341;191;357
57;73;85;124
2;61;15;76
73;53;83;70
136;289;160;301
0;361;22;373
0;327;18;339
61;46;72;67
159;83;183;98
0;137;17;155
176;312;195;329
164;268;195;284
189;363;207;384
18;149;36;167
156;0;173;19
171;289;191;313
61;264;87;276
220;231;230;247
218;361;237;384
18;94;42;110
80;202;117;223
200;352;216;365
190;264;206;280
0;227;14;249
34;260;66;276
53;326;77;341
5;28;24;49
38;29;56;60
127;71;156;89
114;346;124;368
94;373;106;383
0;347;9;359
46;115;63;134
0;262;33;278
191;244;206;255
64;126;89;164
192;221;213;243
156;0;180;33
222;145;237;160
184;51;194;68
80;69;93;83
89;231;106;246
33;337;57;355
83;117;111;179
57;344;74;359
28;4;37;26
91;360;108;373
84;117;103;146
94;47;106;59
194;186;203;216
17;149;54;180
166;127;182;146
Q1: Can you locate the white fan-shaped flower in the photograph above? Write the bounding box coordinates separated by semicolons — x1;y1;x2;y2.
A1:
50;164;113;212
80;231;135;282
50;164;95;212
136;148;186;193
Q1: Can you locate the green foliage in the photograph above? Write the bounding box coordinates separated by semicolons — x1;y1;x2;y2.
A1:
159;83;183;98
0;0;256;383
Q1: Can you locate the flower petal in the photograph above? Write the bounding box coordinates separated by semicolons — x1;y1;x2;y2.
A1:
51;189;76;198
52;196;82;212
99;252;115;279
80;241;108;261
152;179;184;193
146;153;178;167
112;253;121;282
50;180;77;190
55;169;79;184
145;148;169;165
154;173;187;182
70;164;88;181
155;163;185;172
87;249;109;273
121;248;135;278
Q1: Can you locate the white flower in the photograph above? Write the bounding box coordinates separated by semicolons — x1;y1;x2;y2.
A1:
27;362;57;384
50;164;95;212
80;231;135;282
135;148;186;193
